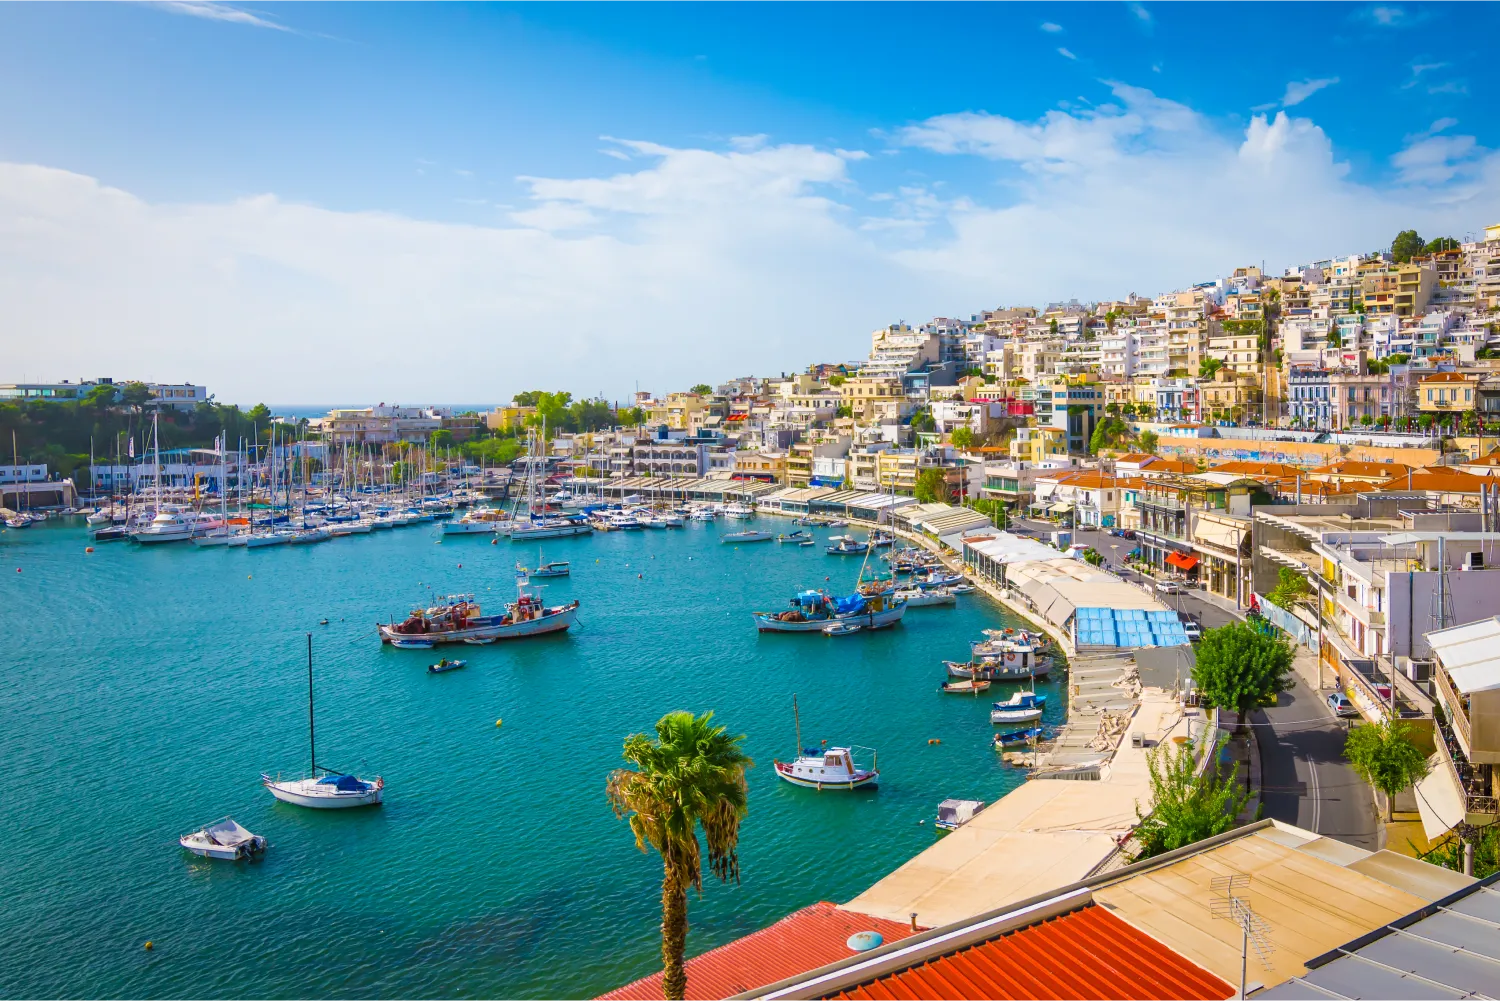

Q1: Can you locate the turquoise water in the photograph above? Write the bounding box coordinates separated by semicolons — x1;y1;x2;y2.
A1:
0;517;1062;999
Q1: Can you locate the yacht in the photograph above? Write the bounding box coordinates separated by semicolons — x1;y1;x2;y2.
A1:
132;508;196;544
723;503;754;519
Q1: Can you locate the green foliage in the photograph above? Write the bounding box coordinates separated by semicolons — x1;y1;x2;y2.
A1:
1081;547;1104;567
967;497;1008;526
689;384;713;396
1198;358;1224;380
1132;731;1248;861
960;367;985;380
1089;416;1130;454
1265;567;1312;610
1391;229;1425;263
909;408;936;432
1424;236;1459;254
950;426;975;449
512;391;542;407
1137;430;1159;453
914;467;948;503
1344;718;1431;821
827;374;847;387
833;404;853;419
1419;826;1500;879
430;429;454;448
1418;413;1436;432
618;406;646;427
461;436;523;466
1048;318;1059;335
1191;622;1294;733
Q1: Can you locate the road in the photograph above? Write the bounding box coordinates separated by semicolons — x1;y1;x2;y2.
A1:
1005;516;1379;847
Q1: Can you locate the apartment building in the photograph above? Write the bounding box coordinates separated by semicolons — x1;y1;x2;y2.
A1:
1424;618;1500;832
325;406;444;445
1418;372;1479;414
1288;367;1332;427
1330;368;1399;426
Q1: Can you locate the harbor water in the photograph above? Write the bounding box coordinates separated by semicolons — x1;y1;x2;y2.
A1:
0;517;1064;999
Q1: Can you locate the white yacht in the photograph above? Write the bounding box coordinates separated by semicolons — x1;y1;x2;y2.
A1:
132;508;196;544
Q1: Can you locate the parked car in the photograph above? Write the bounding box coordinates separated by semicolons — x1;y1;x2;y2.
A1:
1156;581;1183;595
1327;692;1357;718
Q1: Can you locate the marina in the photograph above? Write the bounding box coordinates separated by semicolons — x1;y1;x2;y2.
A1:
0;512;1057;1000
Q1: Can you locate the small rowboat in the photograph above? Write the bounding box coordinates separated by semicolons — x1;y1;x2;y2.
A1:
463;636;497;645
823;622;863;636
994;726;1043;748
391;637;435;650
940;679;991;695
427;659;467;674
949;583;976;594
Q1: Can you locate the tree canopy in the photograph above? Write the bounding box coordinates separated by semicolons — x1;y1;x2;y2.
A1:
689;384;713;396
1344;718;1430;822
1391;229;1425;263
1132;731;1247;860
950;426;975;449
1191;622;1294;734
1137;430;1160;454
914;467;948;503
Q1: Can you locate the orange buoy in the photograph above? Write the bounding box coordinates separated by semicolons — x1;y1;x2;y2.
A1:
85;547;94;553
927;738;941;745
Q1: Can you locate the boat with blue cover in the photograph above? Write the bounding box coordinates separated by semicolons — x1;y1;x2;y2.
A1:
993;725;1044;748
752;588;906;633
990;691;1046;724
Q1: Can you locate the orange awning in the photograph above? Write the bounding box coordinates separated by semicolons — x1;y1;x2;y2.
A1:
1167;552;1200;571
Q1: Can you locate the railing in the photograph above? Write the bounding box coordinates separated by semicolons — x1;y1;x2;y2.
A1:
1435;667;1472;749
1432;708;1498;818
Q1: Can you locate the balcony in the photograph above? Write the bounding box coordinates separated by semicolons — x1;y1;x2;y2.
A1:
1334;588;1386;628
1435;667;1472;754
1433;706;1500;822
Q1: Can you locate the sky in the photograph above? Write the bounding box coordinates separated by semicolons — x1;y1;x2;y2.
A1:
1;2;1497;407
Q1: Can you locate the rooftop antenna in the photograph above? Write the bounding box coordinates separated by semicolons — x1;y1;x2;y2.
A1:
1211;873;1275;999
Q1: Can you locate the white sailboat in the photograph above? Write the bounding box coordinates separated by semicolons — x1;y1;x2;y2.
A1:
262;635;383;809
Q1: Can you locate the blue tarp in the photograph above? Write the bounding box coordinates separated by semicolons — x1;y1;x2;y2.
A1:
317;774;370;792
832;594;867;615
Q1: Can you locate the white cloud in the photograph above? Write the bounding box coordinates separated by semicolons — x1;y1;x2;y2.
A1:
1366;5;1409;26
152;1;290;31
5;84;1500;403
1281;77;1339;107
1057;47;1078;61
1040;22;1063;33
1127;3;1152;23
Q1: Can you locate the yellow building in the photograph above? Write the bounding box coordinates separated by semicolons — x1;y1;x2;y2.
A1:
1418;371;1479;413
732;450;786;482
1009;426;1068;463
482;405;537;432
838;377;905;421
648;392;708;430
1199;370;1262;422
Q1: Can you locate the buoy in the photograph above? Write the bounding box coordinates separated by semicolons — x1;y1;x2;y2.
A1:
638;573;643;579
85;546;94;553
247;574;252;579
917;819;925;825
457;563;462;568
928;738;941;745
495;719;503;727
490;538;497;545
15;568;20;573
144;941;153;951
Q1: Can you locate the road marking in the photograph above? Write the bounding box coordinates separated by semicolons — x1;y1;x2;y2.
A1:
1309;740;1322;833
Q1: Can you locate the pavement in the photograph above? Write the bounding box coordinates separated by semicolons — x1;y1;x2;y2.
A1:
1007;516;1380;849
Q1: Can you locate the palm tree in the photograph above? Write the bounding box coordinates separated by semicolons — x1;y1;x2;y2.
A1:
607;711;752;1001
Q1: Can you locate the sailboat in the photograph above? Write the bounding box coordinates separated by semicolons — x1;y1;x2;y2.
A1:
510;424;592;540
773;696;879;791
131;411;195;544
262;635;384;809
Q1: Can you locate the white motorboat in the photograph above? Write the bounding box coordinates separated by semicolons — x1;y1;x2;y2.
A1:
723;503;754;519
822;622;862;636
132;508;196;544
990;691;1047;725
773;697;878;790
690;508;717;522
262;634;383;809
661;514;685;527
893;586;956;607
245;529;295;549
390;637;435;650
179;817;267;860
934;799;986;833
722;530;774;543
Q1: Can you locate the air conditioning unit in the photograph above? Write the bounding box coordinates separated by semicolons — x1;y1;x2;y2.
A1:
1462;551;1485;571
1396;657;1431;682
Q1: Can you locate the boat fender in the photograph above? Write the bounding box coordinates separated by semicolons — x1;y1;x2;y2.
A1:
85;546;94;553
638;574;643;579
457;564;462;568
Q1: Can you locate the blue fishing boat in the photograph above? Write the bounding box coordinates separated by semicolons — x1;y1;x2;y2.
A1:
990;691;1046;724
993;726;1043;748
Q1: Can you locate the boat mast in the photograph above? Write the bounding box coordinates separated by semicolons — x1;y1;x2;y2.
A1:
307;632;316;776
792;694;802;755
152;409;161;513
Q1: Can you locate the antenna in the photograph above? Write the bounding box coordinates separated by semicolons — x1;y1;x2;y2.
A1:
1210;874;1275;999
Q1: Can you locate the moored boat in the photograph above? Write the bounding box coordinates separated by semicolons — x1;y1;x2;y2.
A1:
825;535;869;555
773;696;878;790
752;588;905;633
722;530;774;543
940;678;991;695
179;817;267;860
990;691;1046;725
379;579;580;644
934;798;985;832
894;586;956;607
994;725;1044;748
822;621;862;636
427;658;467;674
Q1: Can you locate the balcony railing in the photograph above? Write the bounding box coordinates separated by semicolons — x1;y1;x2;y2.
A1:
1433;707;1499;818
1435;667;1472;750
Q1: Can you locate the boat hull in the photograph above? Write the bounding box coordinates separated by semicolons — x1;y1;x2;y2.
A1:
774;764;879;790
510;523;592;540
262;777;383;809
990;707;1044;724
753;603;906;633
442;521;498;535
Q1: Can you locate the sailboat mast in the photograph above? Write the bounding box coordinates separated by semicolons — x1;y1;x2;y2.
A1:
793;694;802;754
307;632;316;775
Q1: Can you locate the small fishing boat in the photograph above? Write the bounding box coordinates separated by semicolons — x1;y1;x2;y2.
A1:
776;530;809;543
934;799;985;833
753;588;906;632
823;621;862;637
990;691;1046;725
798;538;816;547
722;530;774;543
949;583;976;594
826;535;869;555
521;554;571;578
427;658;467;674
379;577;580;644
179;817;267;860
390;637;436;650
994;726;1043;748
773;697;878;790
940;679;991;695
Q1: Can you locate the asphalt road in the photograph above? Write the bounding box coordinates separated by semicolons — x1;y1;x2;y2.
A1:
1005;516;1379;847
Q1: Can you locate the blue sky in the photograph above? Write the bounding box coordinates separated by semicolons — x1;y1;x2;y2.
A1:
1;2;1496;404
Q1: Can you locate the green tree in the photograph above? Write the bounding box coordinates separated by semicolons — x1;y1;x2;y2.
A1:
950;426;975;450
833;404;853;419
1198;358;1224;380
914;467;948;503
689;384;713;396
1131;731;1248;861
1344;718;1430;821
1081;547;1104;567
246;403;273;426
827;374;847;387
1420;825;1500;879
607;711;751;1001
1192;622;1294;736
513;391;542;407
118;382;155;413
1137;430;1159;453
618;406;646;428
568;398;614;432
1048;318;1059;335
1391;229;1425;263
1418;413;1436;433
909;408;935;433
1424;236;1459;254
430;429;454;448
1266;566;1312;610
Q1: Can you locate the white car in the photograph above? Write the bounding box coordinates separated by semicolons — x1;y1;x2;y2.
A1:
1181;619;1202;642
1155;580;1183;595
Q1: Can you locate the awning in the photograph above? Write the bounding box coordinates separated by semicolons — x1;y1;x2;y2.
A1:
1414;755;1465;842
1048;502;1074;513
1166;552;1200;571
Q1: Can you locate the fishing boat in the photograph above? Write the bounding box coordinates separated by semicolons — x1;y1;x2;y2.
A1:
868;530;895;549
523;554;571;578
378;575;580;644
752;588;906;632
722;530;774;543
894;586;956;607
966;633;1053;677
990;691;1046;725
427;658;467;674
822;621;862;636
776;530;809;543
940;678;991;695
934;799;985;833
907;569;964;590
262;635;384;809
178;817;267;860
945;654;1046;682
994;726;1044;748
825;535;869;555
773;696;879;791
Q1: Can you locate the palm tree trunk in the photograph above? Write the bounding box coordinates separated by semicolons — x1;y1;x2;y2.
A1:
660;860;690;1001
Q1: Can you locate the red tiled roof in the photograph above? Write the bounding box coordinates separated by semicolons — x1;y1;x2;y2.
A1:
599;902;916;1001
1378;467;1488;492
827;904;1232;1001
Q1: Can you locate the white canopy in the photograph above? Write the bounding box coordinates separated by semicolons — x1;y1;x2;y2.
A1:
1425;616;1500;693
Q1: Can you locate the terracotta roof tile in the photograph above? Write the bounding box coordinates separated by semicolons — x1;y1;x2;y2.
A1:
1310;460;1413;478
599;903;916;1001
1377;467;1488;492
827;904;1232;1001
